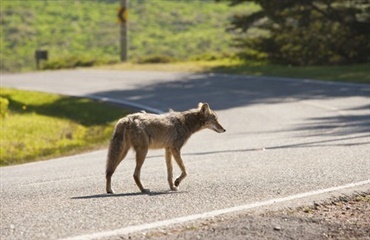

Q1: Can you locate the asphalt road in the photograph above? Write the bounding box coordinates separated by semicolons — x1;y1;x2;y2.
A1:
1;70;370;239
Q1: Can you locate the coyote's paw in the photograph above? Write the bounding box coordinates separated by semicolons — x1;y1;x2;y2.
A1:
107;189;115;194
141;188;150;193
174;179;180;187
170;186;179;191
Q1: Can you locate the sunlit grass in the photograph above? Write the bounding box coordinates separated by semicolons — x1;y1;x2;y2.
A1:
0;88;129;166
1;0;259;72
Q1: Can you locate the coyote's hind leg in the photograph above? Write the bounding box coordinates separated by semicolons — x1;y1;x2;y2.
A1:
106;145;129;194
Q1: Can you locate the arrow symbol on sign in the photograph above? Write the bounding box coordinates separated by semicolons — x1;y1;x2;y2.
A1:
117;7;127;23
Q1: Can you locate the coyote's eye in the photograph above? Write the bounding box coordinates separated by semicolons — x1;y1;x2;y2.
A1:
212;111;218;119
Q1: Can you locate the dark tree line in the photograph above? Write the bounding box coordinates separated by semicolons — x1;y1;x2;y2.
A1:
223;0;370;65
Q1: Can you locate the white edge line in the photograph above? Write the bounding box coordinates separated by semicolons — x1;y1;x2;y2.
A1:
47;92;164;114
86;95;164;114
61;180;370;240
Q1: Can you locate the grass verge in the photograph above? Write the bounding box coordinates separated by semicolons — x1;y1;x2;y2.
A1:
100;60;370;84
0;88;129;166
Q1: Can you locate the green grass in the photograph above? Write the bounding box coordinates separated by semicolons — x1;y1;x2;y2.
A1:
0;88;129;166
1;0;258;72
100;60;370;84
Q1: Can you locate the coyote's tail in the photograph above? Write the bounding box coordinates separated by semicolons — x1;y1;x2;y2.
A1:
106;119;129;181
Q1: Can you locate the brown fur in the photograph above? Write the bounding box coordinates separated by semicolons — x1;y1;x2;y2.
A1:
106;102;225;193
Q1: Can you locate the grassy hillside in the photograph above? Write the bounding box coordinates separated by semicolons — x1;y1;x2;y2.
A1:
1;0;257;72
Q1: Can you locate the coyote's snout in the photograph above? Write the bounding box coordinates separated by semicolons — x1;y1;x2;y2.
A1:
106;102;225;194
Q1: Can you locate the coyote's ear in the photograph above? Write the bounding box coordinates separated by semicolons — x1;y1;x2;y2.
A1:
199;102;210;115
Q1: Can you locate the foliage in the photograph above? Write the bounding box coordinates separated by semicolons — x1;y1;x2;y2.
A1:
42;56;118;70
135;55;176;64
223;0;370;65
0;97;9;118
0;88;129;166
0;0;256;72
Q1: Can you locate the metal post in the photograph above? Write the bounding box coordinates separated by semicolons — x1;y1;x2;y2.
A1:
120;0;128;62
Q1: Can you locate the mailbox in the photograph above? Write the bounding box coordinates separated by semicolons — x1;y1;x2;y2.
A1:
35;50;48;69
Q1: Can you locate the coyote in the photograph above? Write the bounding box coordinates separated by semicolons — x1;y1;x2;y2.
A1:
106;102;226;194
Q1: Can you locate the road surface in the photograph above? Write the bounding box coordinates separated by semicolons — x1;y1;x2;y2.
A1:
1;70;370;239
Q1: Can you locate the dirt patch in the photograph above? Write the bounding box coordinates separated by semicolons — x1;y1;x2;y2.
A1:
117;192;370;240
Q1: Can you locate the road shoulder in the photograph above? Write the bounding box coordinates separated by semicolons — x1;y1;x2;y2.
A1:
116;188;370;240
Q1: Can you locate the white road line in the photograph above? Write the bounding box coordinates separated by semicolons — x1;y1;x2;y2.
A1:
86;94;164;114
61;180;370;240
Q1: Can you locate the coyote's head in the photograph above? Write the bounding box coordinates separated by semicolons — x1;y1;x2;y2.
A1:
198;102;226;133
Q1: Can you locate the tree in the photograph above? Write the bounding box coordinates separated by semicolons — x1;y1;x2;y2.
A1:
224;0;370;65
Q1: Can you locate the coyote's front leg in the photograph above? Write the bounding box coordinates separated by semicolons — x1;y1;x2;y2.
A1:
165;148;178;191
133;149;150;193
171;148;187;188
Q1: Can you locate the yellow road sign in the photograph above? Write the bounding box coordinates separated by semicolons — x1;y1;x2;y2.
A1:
117;7;128;23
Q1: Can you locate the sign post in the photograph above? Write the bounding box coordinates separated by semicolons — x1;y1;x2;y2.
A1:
118;0;128;62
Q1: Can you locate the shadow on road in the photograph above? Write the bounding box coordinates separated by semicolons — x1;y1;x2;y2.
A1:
292;104;370;136
91;74;370;111
140;134;369;160
185;134;370;152
71;190;186;200
266;134;370;149
90;73;370;136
